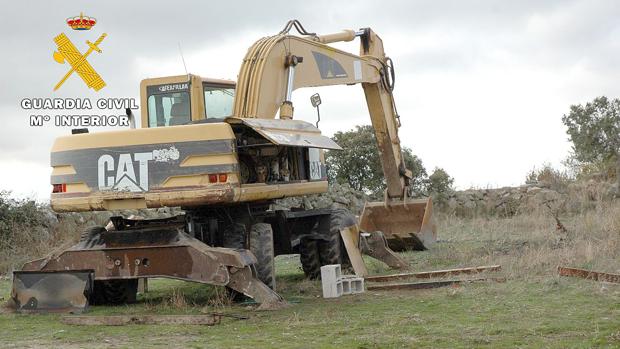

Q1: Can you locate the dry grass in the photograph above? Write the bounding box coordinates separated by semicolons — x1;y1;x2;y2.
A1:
167;287;188;309
432;199;620;281
0;218;82;274
0;198;618;348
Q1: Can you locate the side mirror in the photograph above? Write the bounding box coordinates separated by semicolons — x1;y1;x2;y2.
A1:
126;108;136;129
310;93;321;127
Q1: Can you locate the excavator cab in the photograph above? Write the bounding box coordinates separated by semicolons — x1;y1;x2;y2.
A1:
141;74;237;128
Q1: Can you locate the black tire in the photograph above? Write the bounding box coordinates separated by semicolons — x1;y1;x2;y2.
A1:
299;238;321;279
90;279;138;305
300;209;356;279
221;222;246;249
221;222;248;300
79;226;106;248
318;209;355;267
249;223;276;290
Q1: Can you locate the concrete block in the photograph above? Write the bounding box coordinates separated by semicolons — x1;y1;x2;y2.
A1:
350;278;364;294
321;264;365;298
340;275;365;295
342;279;351;294
321;264;343;298
321;264;341;283
322;279;343;298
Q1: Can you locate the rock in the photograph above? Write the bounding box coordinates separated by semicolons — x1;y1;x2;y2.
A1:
302;197;314;210
463;200;476;210
612;183;620;198
447;197;458;209
527;186;542;194
333;196;350;205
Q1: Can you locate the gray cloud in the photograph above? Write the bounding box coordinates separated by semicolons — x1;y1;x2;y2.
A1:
0;0;619;196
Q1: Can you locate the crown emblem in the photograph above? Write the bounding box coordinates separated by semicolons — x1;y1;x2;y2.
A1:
66;12;96;30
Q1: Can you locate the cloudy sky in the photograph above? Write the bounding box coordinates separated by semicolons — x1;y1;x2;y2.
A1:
0;0;618;201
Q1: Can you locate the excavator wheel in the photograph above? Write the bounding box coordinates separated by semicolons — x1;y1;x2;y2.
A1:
299;239;321;279
90;279;138;305
319;209;353;268
222;222;249;301
222;222;246;249
300;209;354;279
249;223;275;290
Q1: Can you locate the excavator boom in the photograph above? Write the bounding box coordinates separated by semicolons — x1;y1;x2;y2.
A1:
232;20;436;250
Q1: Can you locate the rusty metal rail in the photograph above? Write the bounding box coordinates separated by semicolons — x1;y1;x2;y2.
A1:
558;266;620;283
61;314;222;326
367;277;506;291
365;265;502;283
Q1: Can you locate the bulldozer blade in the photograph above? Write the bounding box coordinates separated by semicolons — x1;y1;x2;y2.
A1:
359;197;436;251
10;270;93;313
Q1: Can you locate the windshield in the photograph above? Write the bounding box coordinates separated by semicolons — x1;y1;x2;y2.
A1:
204;84;234;118
146;81;191;127
147;91;190;127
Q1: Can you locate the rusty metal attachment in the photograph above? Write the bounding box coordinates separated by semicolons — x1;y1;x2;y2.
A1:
558;266;620;283
359;231;409;270
365;265;504;291
359;197;436;251
364;265;502;283
366;277;506;291
61;314;222;326
10;270;93;313
15;217;286;312
340;225;409;277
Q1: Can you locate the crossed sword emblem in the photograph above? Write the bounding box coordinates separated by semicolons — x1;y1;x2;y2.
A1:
53;33;107;91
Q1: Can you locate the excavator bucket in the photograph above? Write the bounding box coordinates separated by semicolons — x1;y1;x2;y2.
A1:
359;197;436;251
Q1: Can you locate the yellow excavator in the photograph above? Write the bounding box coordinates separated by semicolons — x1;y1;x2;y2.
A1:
11;20;436;311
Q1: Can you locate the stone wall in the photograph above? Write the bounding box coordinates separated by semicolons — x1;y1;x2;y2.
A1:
275;180;619;218
273;183;368;215
46;180;619;229
441;180;619;217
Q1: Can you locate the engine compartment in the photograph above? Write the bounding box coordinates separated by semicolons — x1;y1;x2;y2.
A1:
232;124;324;184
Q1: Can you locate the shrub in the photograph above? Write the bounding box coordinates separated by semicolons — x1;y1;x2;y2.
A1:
525;163;573;191
427;168;455;204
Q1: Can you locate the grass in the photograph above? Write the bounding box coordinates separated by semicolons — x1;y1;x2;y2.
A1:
0;203;619;348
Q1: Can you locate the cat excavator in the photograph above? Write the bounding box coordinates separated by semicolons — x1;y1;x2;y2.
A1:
11;20;436;312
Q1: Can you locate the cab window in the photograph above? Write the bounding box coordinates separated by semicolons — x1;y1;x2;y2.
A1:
147;92;190;127
204;84;234;119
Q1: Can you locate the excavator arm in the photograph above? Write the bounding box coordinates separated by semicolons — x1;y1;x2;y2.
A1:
232;20;436;250
233;21;410;200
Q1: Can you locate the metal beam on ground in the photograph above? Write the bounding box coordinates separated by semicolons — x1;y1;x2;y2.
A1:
558;266;620;283
365;265;502;283
366;277;506;291
61;314;223;326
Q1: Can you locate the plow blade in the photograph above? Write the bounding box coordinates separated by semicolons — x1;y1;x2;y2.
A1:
10;270;93;313
359;197;436;251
